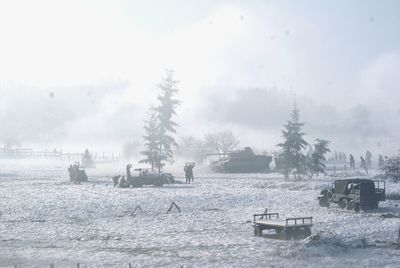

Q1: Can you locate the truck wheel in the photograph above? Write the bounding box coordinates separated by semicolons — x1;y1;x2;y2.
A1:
327;191;333;200
254;226;262;237
319;197;330;207
347;200;356;211
339;199;348;209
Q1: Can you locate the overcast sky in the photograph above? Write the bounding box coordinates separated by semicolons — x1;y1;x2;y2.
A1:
0;0;399;155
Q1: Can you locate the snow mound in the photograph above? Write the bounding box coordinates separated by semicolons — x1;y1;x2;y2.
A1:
281;232;371;258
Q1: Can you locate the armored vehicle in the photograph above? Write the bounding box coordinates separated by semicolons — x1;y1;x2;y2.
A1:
126;169;175;187
210;147;272;173
318;178;385;211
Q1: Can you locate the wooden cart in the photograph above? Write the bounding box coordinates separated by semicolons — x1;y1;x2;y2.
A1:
253;210;313;240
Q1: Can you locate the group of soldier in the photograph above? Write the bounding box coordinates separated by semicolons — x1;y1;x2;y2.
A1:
184;162;195;184
71;161;195;186
112;164;132;188
67;162;88;183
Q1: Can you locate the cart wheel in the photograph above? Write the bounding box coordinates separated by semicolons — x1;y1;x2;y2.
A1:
347;200;356;211
339;199;348;209
355;203;360;212
254;226;262;237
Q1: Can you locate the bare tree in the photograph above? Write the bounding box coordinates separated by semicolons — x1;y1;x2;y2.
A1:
176;136;206;164
204;130;239;157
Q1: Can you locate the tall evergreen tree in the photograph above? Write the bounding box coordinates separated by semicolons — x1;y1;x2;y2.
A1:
277;104;308;179
308;139;330;177
155;70;181;172
139;107;159;172
140;70;180;173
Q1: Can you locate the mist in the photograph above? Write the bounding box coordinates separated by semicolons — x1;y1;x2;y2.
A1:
1;0;400;157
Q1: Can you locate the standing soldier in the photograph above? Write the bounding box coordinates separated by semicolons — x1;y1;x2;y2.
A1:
184;164;190;184
184;162;195;184
126;164;132;179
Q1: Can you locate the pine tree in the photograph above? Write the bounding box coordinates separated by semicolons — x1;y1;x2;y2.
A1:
139;107;160;172
308;139;330;177
155;70;181;172
140;70;180;173
277;104;308;179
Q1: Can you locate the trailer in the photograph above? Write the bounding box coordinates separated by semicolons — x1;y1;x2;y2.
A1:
253;210;313;240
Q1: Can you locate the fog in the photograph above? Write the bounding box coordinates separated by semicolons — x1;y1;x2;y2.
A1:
1;0;400;156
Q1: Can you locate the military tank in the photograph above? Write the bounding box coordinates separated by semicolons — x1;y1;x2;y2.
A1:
209;147;272;173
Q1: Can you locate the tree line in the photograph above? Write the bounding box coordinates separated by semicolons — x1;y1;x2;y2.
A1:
137;70;400;181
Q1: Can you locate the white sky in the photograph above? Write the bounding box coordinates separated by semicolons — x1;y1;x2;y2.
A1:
0;0;400;155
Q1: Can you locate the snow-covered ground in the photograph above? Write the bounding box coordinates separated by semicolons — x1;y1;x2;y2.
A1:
1;160;400;267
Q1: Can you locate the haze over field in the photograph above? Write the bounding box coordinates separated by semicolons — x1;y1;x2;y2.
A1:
0;0;400;155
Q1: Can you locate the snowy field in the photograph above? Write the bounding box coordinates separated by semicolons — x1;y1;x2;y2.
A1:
1;160;400;267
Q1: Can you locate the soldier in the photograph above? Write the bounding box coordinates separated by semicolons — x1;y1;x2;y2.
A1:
126;164;132;179
184;163;195;184
68;164;75;182
117;175;129;188
112;175;121;187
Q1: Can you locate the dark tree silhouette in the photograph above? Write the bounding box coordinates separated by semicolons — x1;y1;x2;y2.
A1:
140;107;160;172
154;70;181;172
307;139;330;177
277;104;308;179
140;70;180;173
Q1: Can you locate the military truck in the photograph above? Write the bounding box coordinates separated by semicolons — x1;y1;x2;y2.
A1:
318;178;385;211
126;169;175;187
209;147;272;173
